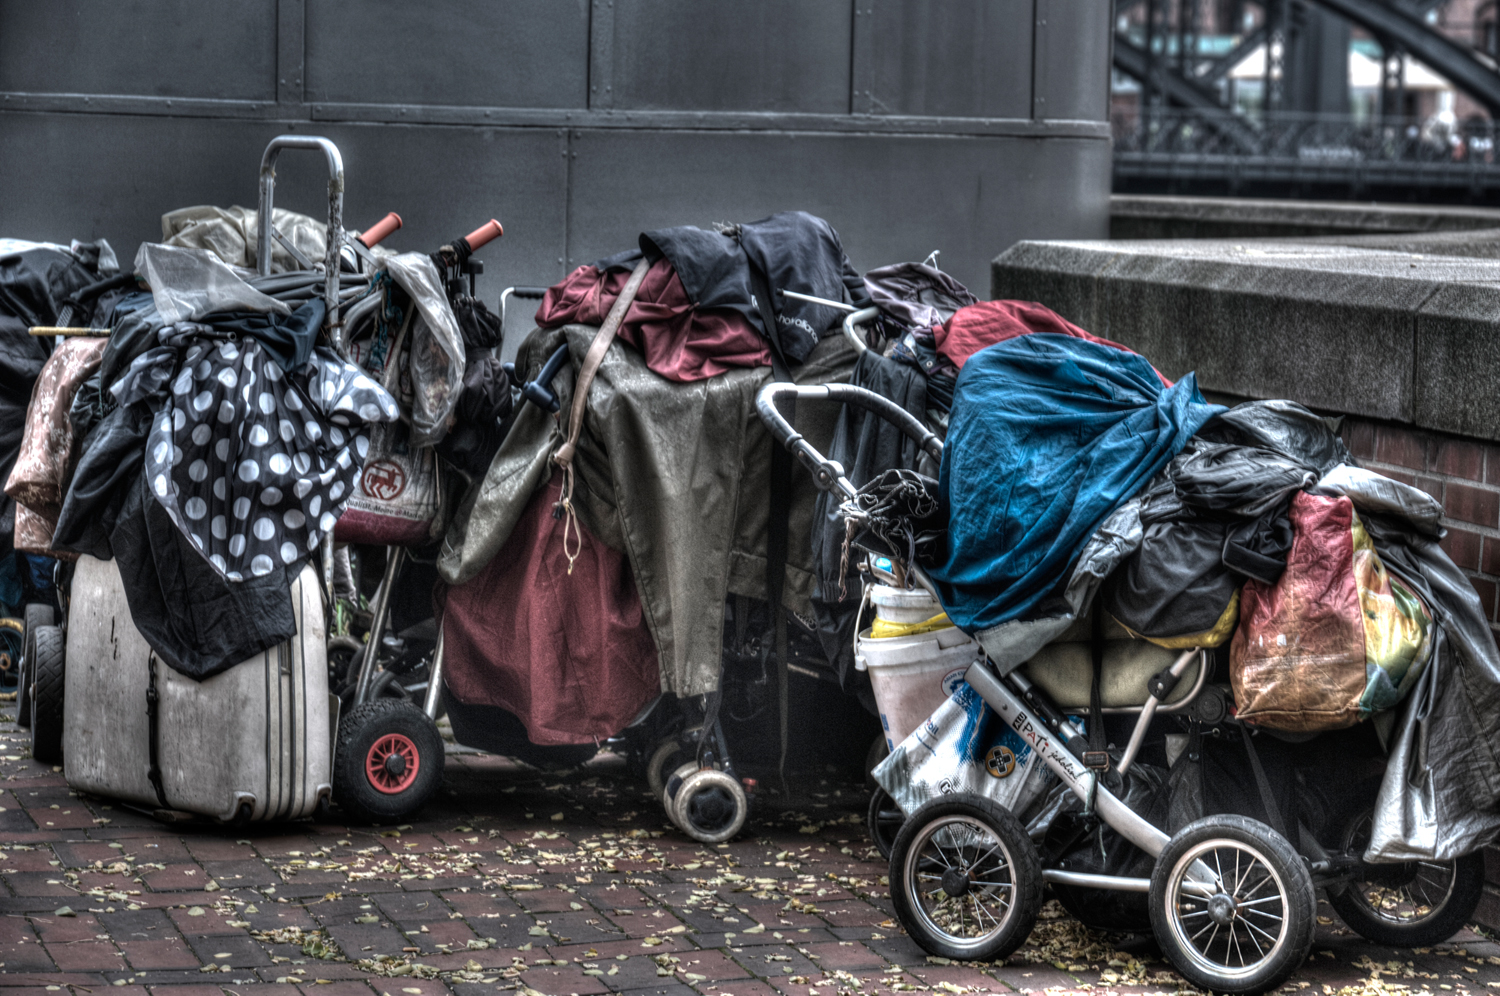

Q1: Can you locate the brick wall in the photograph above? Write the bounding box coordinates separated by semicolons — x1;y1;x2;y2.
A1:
1341;418;1500;647
1339;414;1500;930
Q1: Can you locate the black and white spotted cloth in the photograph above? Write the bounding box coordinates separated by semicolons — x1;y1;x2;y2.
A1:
143;337;399;580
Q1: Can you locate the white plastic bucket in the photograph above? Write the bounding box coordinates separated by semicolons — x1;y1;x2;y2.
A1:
857;625;981;751
869;583;943;625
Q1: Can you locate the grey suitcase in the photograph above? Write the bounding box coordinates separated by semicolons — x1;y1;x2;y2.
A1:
63;555;333;822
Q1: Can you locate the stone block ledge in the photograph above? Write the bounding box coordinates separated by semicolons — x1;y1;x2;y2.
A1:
992;238;1500;442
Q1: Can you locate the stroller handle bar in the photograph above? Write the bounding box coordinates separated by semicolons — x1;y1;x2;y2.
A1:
755;382;943;501
358;212;402;248
464;219;504;250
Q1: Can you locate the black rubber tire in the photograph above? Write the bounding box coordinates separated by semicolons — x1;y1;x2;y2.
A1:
889;793;1044;962
867;786;903;860
647;737;690;801
672;768;749;844
1149;814;1317;996
18;604;54;729
1325;802;1485;947
0;617;22;697
334;698;444;824
865;733;889;790
29;625;66;764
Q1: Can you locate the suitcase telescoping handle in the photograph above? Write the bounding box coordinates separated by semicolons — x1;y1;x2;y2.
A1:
754;383;943;501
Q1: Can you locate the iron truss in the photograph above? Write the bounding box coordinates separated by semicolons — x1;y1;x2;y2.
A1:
1113;0;1500;198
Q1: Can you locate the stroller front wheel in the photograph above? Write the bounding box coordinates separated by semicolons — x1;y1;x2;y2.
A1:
1150;815;1316;996
889;793;1043;962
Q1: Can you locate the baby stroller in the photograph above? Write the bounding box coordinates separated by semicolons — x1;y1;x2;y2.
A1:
756;382;1483;995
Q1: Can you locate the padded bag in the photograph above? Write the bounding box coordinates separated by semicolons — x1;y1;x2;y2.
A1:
335;309;440;546
1231;491;1433;732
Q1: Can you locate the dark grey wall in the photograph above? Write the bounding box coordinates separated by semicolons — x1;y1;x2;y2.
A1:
0;0;1112;323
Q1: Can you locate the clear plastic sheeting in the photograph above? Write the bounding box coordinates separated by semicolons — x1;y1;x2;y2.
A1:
162;205;327;274
375;253;466;447
134;243;289;325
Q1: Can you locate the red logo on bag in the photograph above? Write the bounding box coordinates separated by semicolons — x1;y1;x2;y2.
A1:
363;460;407;501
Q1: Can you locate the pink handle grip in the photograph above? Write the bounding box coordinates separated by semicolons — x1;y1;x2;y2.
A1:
464;219;504;249
357;212;403;248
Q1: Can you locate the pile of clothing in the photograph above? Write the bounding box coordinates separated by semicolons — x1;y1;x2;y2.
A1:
5;235;400;678
0;238;123;614
439;211;870;744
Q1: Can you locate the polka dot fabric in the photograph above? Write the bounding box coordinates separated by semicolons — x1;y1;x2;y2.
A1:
144;338;400;580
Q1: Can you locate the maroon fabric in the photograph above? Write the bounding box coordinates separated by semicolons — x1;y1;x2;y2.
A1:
536;261;772;382
439;476;659;745
935;300;1169;385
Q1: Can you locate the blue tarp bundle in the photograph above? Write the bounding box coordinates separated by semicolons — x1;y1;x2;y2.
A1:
931;334;1222;633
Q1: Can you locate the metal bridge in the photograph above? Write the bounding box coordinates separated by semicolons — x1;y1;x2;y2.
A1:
1113;0;1500;200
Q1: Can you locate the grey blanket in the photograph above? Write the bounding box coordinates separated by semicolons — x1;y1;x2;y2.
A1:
439;324;853;696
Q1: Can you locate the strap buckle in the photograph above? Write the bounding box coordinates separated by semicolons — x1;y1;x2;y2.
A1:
1082;750;1112;772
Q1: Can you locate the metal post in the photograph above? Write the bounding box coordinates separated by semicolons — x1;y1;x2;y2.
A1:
353;546;405;705
422;625;444;720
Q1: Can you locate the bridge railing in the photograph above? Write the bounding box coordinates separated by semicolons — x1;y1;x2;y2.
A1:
1114;108;1496;162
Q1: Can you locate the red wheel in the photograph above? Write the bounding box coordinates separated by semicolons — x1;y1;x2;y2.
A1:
365;732;420;793
335;699;443;823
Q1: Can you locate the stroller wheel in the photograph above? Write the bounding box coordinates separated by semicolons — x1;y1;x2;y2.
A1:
334;698;444;824
29;625;66;765
1149;814;1316;996
647;738;688;801
671;768;748;844
18;603;55;729
866;787;903;860
1325;797;1484;947
864;733;889;791
889;793;1042;962
662;761;701;831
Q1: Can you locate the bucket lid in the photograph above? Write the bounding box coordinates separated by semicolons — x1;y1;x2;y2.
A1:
869;584;941;611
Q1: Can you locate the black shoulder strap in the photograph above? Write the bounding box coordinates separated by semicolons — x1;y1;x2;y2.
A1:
1239;723;1288;840
146;654;170;810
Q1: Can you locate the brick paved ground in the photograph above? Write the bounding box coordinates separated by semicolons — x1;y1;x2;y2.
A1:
0;702;1496;996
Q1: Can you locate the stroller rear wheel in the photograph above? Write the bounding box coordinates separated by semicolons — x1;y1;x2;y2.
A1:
1325;801;1484;948
18;603;55;729
889;793;1042;962
866;787;902;860
648;738;689;802
29;625;66;764
671;768;748;844
1149;815;1316;996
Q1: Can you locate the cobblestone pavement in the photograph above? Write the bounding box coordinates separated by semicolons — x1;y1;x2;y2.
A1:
0;705;1496;996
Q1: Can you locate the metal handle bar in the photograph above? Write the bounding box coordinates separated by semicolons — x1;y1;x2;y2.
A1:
754;382;942;502
499;285;549;328
843;306;878;355
256;135;344;343
464;219;504;250
358;211;402;248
